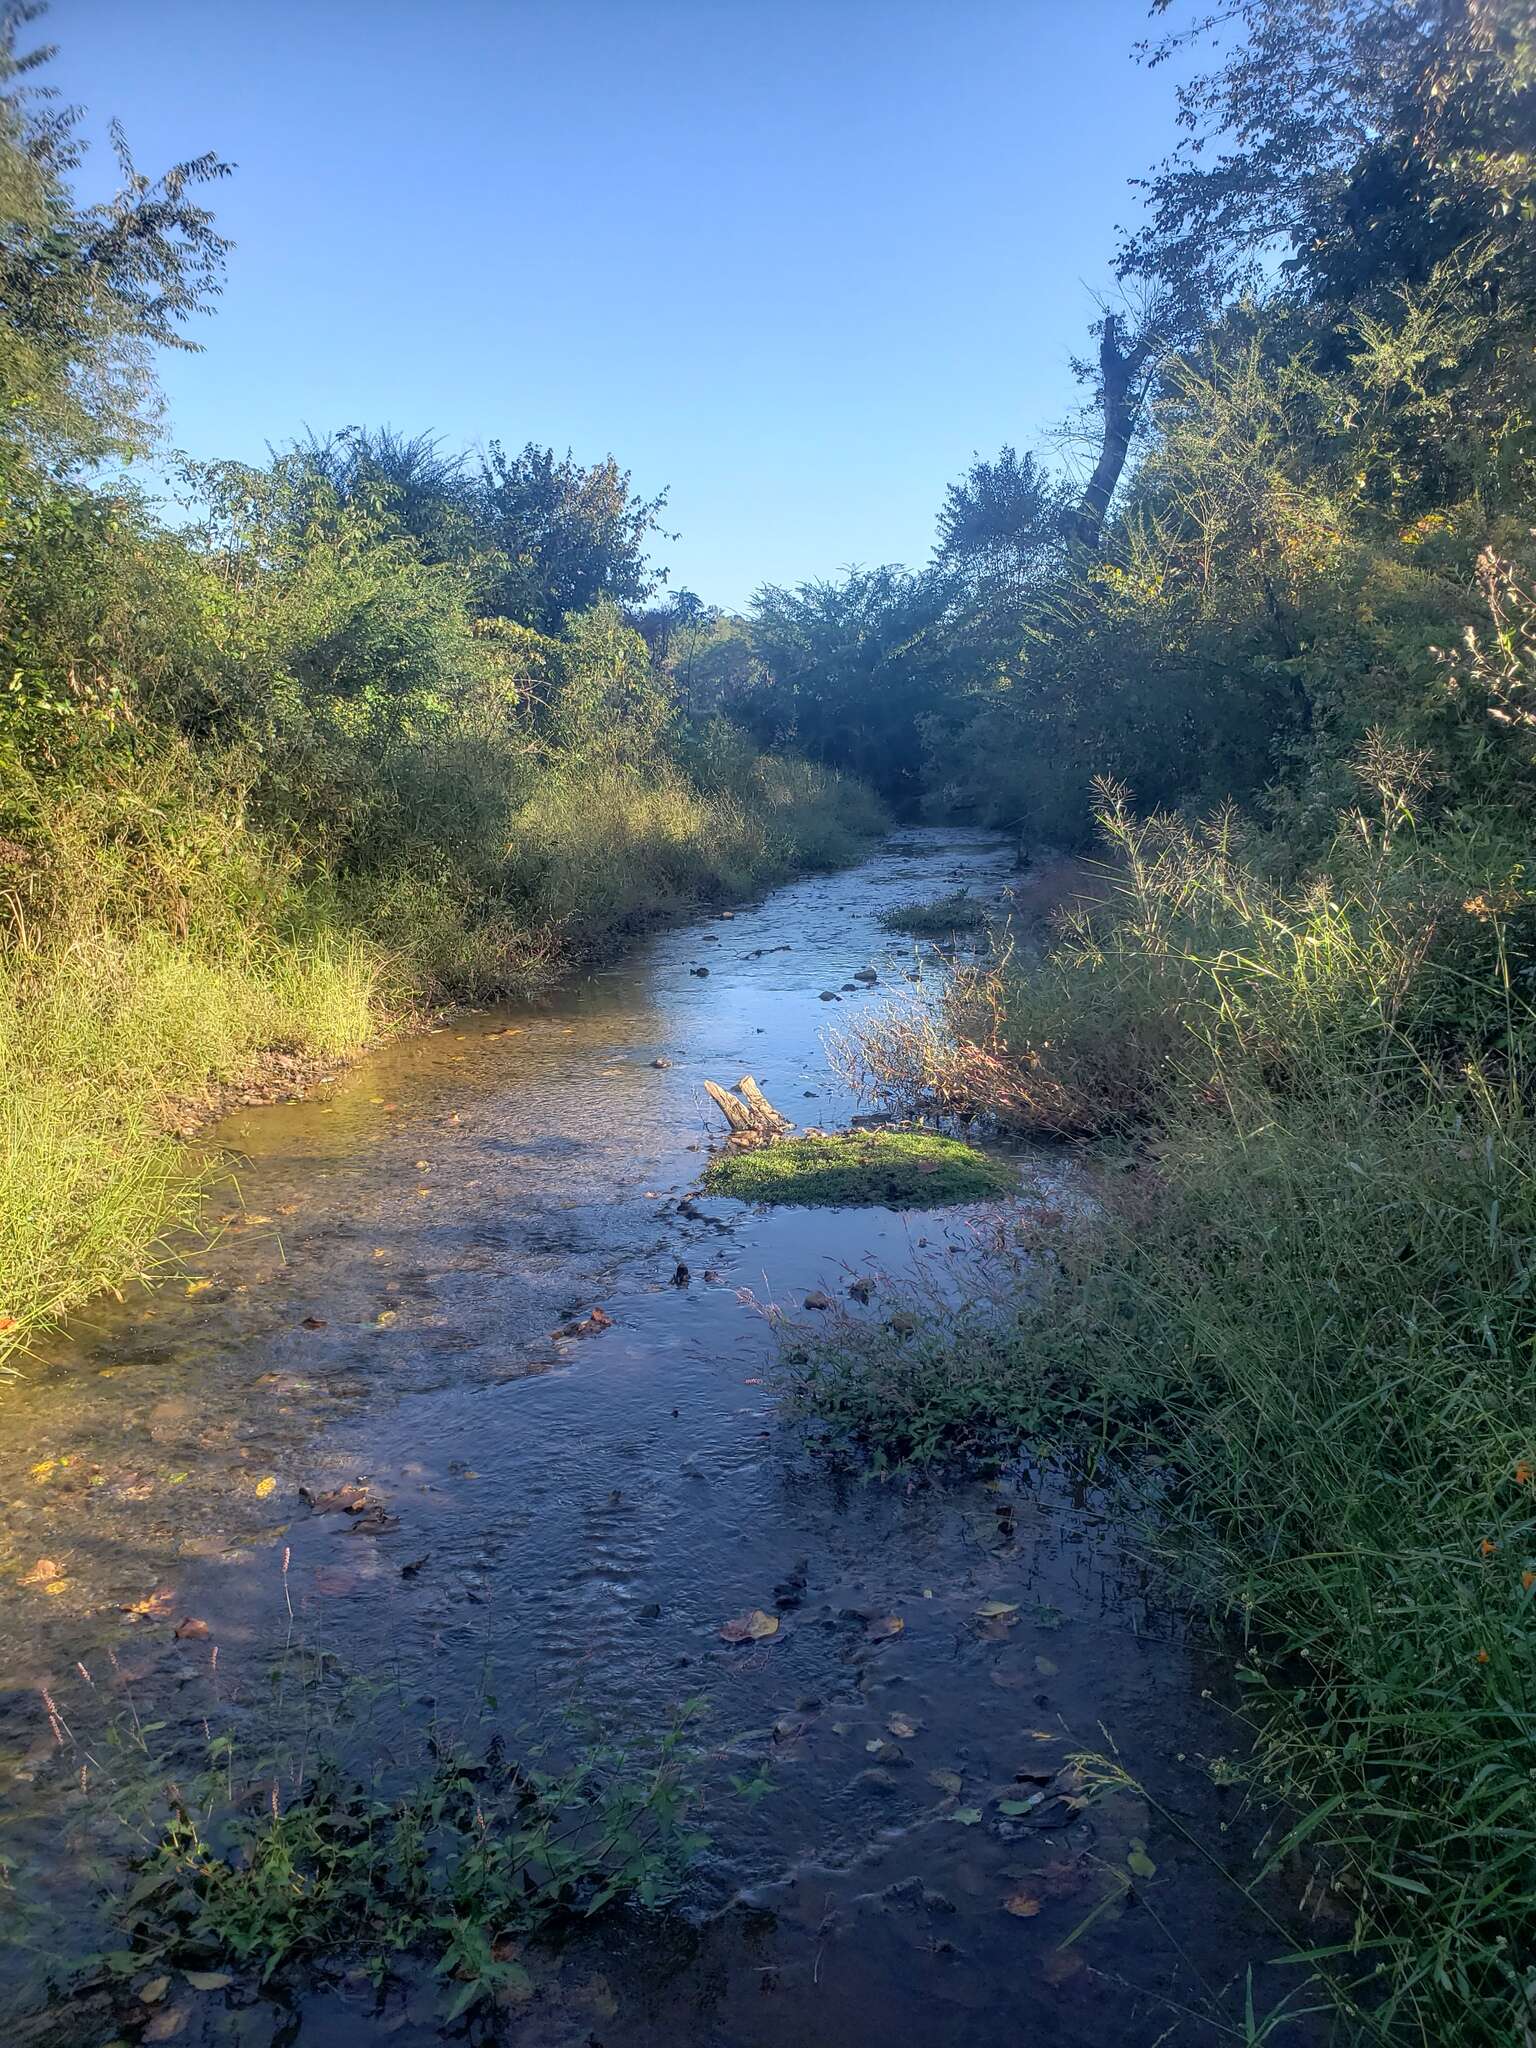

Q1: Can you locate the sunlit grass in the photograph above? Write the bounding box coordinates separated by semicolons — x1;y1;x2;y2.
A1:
0;744;883;1364
793;781;1536;2043
704;1129;1014;1208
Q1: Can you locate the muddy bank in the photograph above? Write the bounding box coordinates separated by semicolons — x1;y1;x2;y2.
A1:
0;830;1321;2047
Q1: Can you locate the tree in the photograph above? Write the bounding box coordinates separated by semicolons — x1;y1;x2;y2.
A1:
475;441;670;632
748;567;955;811
936;446;1066;587
1067;309;1170;550
0;1;231;474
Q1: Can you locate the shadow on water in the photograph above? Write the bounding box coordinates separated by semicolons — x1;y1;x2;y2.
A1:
0;832;1328;2045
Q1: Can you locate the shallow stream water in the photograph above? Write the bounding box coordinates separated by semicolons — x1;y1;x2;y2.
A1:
1;830;1324;2046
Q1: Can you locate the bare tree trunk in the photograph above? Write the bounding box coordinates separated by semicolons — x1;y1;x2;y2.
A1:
1071;314;1153;552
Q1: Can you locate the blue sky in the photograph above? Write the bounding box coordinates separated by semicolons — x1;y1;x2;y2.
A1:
49;0;1189;610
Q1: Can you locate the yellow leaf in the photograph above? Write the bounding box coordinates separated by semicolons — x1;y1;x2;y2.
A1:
720;1607;781;1642
254;1475;277;1499
185;1278;213;1296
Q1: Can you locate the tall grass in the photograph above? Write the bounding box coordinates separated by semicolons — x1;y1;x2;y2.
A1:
0;743;882;1362
802;779;1536;2043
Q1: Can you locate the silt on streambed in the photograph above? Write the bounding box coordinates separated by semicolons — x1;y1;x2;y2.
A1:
0;832;1325;2046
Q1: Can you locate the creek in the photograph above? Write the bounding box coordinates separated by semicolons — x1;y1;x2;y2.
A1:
1;830;1319;2046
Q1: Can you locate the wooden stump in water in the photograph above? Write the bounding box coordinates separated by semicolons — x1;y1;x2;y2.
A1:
703;1075;792;1142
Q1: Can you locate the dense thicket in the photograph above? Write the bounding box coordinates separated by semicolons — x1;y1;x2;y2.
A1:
709;0;1536;845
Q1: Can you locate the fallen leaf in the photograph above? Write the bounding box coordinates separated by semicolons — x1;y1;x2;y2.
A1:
185;1279;213;1297
974;1600;1020;1619
887;1714;919;1739
299;1481;369;1515
140;1976;171;2005
1035;1654;1059;1676
374;1309;399;1327
143;2005;188;2041
949;1806;984;1825
254;1474;277;1499
1003;1890;1042;1917
351;1507;400;1535
553;1306;613;1339
866;1614;905;1640
998;1794;1043;1816
184;1970;233;1992
720;1608;781;1643
1127;1839;1157;1880
173;1617;210;1641
928;1769;964;1796
300;1316;328;1331
20;1557;62;1585
123;1585;177;1619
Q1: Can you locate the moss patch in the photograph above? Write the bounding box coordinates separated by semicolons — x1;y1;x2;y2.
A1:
703;1130;1015;1208
877;891;993;938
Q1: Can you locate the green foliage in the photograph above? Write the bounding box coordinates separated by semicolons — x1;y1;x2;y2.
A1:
745;567;955;813
0;3;229;474
703;1130;1015;1208
103;1720;704;2018
875;890;993;938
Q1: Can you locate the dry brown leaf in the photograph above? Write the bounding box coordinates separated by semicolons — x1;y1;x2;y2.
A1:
720;1608;781;1643
173;1617;210;1641
300;1481;369;1515
866;1614;905;1640
1003;1890;1042;1918
553;1306;613;1339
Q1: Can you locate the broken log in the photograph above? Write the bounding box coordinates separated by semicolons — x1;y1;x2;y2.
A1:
704;1079;755;1134
704;1074;792;1139
737;1074;790;1132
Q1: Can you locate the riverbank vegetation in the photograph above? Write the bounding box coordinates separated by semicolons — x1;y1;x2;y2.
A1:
763;2;1536;2039
0;18;881;1359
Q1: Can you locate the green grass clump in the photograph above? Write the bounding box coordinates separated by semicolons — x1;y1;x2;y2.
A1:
703;1130;1014;1208
876;889;994;938
113;1735;702;2020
